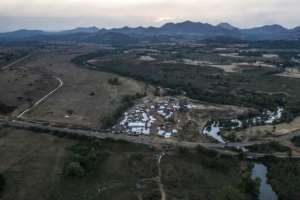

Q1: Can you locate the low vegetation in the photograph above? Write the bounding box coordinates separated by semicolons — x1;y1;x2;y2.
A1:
0;51;27;67
108;77;121;85
63;140;110;178
0;101;16;114
73;48;300;122
263;157;300;200
101;93;145;129
292;136;300;147
161;146;259;200
247;142;291;154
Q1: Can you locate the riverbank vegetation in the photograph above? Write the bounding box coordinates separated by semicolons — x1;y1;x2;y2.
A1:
263;157;300;200
160;146;259;200
73;48;300;122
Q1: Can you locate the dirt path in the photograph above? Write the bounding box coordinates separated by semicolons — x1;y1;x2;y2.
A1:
17;76;63;118
1;54;31;70
157;152;166;200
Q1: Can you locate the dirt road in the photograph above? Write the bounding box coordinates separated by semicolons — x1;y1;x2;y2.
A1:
1;54;31;70
1;117;300;157
17;76;63;118
157;153;166;200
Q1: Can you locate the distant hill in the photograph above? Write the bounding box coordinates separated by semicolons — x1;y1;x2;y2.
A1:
82;32;138;45
60;26;99;34
0;29;46;40
0;21;300;43
217;23;239;31
109;21;299;40
241;25;293;40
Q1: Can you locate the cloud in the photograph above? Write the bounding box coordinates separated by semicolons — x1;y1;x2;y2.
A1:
0;0;299;31
154;17;173;23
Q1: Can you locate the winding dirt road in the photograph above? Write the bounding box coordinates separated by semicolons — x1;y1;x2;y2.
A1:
1;54;31;70
17;76;63;118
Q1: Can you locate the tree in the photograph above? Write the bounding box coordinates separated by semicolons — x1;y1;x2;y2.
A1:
63;161;85;178
218;186;246;200
239;172;260;199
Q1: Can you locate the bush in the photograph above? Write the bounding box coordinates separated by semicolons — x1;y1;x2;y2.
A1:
177;146;190;155
108;77;121;85
292;136;300;147
248;142;290;153
264;159;300;200
196;145;218;157
64;140;109;178
101;93;144;129
63;161;85;178
218;186;246;200
238;172;260;199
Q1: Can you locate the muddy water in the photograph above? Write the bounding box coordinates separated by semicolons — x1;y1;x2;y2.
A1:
251;163;278;200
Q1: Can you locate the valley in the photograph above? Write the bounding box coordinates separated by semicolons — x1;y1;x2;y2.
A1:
0;33;300;200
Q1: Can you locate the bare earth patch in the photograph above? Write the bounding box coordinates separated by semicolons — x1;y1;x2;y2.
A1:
277;68;300;79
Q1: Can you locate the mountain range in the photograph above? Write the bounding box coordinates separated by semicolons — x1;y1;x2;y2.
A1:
0;21;300;43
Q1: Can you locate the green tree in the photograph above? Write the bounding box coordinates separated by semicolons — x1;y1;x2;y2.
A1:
239;172;260;199
63;161;85;178
218;186;246;200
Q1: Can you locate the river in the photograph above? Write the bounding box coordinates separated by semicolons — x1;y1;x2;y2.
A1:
251;163;278;200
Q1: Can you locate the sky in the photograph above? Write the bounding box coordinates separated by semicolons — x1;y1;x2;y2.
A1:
0;0;299;32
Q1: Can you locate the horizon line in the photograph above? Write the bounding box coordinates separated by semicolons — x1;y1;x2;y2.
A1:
1;20;299;33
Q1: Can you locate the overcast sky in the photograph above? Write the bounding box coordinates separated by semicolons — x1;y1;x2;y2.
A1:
0;0;299;32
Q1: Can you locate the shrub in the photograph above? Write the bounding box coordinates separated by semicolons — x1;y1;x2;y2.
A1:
108;77;121;85
177;146;190;155
63;161;85;178
292;136;300;147
196;145;218;157
238;172;260;199
218;186;246;200
248;142;290;153
101;93;144;129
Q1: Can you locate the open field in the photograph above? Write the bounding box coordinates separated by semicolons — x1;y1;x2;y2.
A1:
0;128;74;200
0;56;57;116
0;43;146;128
0;127;259;200
1;40;300;199
0;46;30;68
75;47;300;115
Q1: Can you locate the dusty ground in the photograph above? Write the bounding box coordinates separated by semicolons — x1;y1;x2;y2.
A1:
3;43;146;128
277;68;300;79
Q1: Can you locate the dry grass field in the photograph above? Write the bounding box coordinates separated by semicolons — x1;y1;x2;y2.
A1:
0;128;74;200
0;128;159;200
0;56;57;117
0;128;248;200
0;43;146;128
